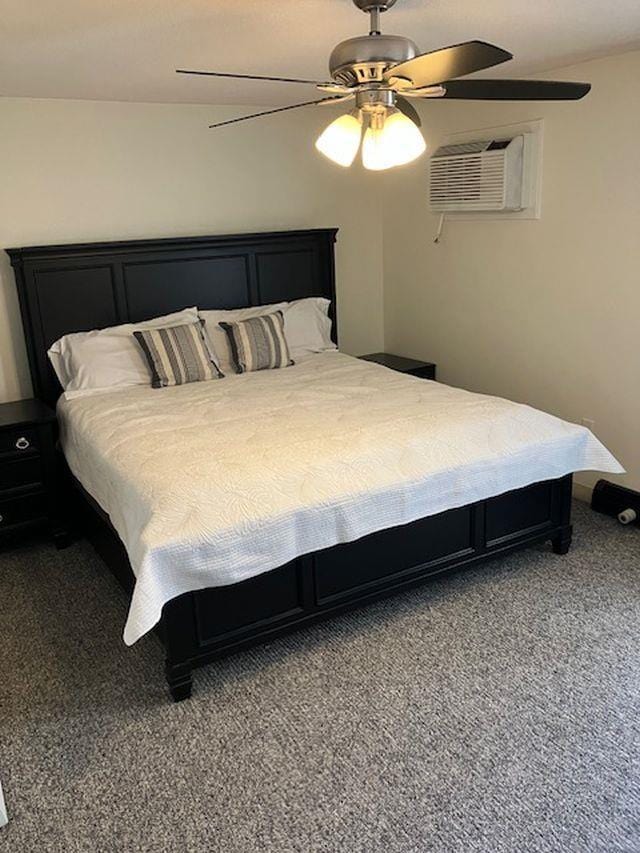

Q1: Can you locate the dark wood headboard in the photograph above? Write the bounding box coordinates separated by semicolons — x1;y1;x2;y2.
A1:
6;228;338;407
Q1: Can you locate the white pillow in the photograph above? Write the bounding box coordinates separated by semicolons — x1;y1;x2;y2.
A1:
199;297;335;373
48;349;70;390
199;302;287;375
283;297;336;360
48;307;203;398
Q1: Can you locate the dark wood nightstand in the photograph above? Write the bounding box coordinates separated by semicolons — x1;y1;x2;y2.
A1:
359;353;437;380
0;399;61;547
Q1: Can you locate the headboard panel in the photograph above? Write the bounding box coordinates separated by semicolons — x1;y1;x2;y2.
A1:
7;229;338;407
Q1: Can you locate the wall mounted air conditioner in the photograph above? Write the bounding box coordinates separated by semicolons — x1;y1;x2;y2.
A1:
429;135;529;213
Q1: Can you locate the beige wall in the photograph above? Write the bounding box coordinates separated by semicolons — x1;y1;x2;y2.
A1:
382;50;640;491
2;53;638;493
0;97;385;402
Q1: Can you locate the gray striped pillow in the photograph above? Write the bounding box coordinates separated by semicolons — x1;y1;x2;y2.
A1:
219;311;293;374
134;322;223;388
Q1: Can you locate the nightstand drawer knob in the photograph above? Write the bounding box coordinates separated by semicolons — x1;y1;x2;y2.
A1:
15;437;30;451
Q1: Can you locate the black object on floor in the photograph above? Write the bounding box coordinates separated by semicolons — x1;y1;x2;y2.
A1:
592;478;640;527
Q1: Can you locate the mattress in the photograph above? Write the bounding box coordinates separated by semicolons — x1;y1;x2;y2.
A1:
57;352;623;645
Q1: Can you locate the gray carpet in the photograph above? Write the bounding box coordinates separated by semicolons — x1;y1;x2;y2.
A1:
1;501;639;852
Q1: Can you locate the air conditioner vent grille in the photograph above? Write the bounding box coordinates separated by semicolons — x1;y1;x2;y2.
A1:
429;135;526;213
432;141;492;157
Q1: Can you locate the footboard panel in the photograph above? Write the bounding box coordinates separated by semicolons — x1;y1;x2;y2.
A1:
314;504;475;604
159;474;572;698
193;559;307;648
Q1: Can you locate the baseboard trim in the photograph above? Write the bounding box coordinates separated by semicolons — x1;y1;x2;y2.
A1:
572;481;593;504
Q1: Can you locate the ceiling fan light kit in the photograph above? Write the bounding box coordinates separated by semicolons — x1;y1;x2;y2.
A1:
316;86;427;171
178;0;591;173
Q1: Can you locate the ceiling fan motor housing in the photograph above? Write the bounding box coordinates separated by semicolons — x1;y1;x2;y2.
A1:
352;0;398;10
329;34;418;86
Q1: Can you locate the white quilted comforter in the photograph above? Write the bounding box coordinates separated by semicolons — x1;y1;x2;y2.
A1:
57;352;623;644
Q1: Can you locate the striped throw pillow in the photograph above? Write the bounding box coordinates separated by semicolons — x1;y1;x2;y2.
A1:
219;311;293;374
133;322;223;388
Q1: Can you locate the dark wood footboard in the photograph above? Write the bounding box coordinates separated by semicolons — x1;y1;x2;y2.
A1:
70;471;572;701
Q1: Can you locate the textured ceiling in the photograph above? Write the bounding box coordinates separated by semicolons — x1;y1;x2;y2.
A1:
1;0;639;106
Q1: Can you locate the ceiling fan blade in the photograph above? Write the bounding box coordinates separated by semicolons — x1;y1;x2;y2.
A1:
395;96;421;128
384;41;512;89
439;79;591;100
318;93;356;105
177;69;328;86
399;86;446;99
317;83;356;95
208;97;344;129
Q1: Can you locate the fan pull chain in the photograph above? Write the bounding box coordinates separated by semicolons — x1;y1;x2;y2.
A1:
434;213;446;244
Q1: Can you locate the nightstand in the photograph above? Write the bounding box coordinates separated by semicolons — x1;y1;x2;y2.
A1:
0;399;60;547
359;353;437;380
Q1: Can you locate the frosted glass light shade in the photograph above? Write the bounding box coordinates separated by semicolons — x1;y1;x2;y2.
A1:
315;114;362;167
362;111;426;171
361;123;389;172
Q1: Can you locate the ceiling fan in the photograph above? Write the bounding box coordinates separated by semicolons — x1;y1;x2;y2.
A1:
177;0;590;171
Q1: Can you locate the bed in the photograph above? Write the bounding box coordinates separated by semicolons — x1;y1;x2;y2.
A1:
7;229;622;701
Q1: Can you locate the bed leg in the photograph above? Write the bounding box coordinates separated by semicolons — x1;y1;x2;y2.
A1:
52;523;74;550
551;525;573;555
165;660;193;702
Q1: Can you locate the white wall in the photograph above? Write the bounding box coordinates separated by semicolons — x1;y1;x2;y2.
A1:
382;50;640;492
0;97;385;402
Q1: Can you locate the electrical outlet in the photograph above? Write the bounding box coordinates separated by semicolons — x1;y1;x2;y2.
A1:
581;418;595;431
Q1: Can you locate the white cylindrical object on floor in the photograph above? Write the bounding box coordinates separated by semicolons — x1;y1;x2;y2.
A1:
0;778;7;828
617;508;637;525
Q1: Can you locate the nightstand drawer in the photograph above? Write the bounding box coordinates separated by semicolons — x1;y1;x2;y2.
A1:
0;456;43;491
0;492;47;530
0;399;59;547
0;427;39;456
